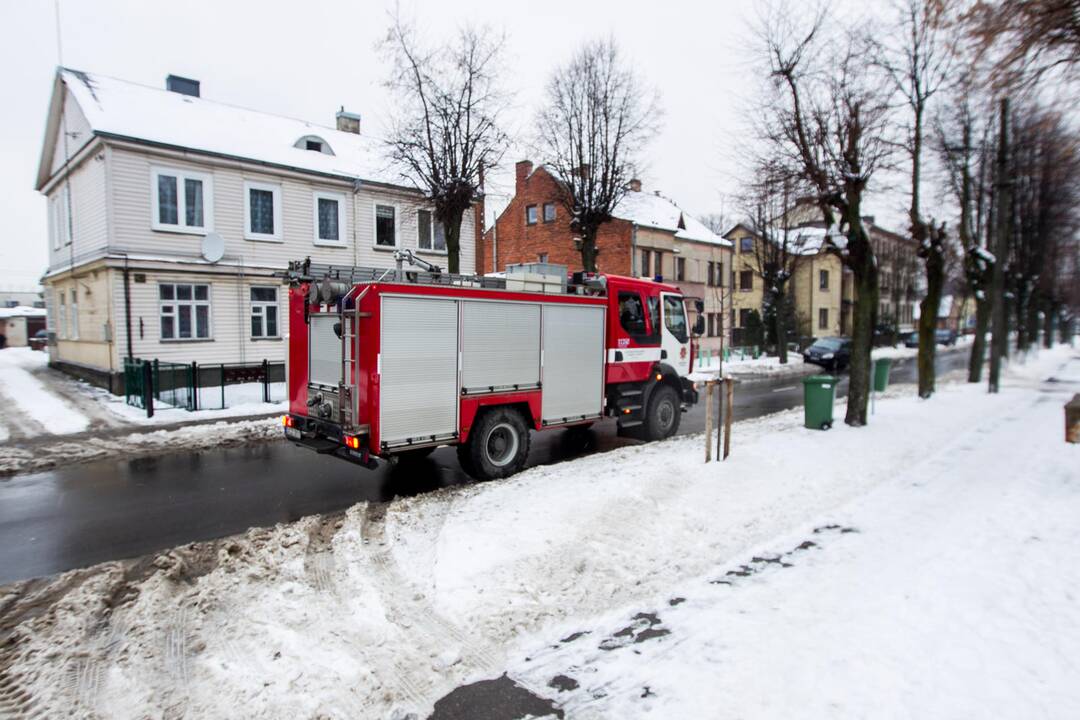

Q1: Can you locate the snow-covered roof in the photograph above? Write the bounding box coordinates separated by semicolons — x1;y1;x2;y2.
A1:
0;306;47;319
730;223;845;256
46;68;405;189
613;190;730;247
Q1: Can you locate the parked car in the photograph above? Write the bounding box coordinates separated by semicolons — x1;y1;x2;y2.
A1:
29;329;48;351
802;337;852;372
935;328;958;346
904;331;920;348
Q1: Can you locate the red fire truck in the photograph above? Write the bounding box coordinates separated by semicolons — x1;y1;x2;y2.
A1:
281;255;703;480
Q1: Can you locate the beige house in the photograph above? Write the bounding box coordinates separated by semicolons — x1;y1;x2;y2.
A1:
37;69;477;390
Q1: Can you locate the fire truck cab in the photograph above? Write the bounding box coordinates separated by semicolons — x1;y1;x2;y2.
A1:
281;258;702;481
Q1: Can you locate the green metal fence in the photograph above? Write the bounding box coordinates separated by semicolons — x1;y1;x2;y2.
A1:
123;357;284;417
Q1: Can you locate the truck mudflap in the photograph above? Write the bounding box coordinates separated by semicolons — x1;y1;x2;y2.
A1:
283;415;377;470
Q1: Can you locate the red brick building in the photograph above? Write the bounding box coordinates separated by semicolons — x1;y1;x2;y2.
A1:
481;160;734;352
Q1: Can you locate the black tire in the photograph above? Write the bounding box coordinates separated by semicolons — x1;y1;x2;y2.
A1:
644;384;681;441
462;407;531;481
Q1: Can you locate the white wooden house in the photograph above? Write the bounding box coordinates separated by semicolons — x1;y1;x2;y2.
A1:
36;69;480;391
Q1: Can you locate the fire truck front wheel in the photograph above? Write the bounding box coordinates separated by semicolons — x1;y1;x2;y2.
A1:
644;384;681;441
461;407;531;481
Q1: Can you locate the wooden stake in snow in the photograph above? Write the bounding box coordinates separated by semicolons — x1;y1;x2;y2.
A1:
723;377;734;460
704;380;714;462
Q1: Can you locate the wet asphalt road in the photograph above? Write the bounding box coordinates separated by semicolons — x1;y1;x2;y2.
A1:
0;349;970;585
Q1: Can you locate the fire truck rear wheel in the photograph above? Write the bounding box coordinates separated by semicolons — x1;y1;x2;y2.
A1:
464;407;531;481
644;384;681;441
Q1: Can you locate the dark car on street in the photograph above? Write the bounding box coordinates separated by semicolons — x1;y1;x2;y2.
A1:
904;329;958;348
29;329;49;351
802;337;852;373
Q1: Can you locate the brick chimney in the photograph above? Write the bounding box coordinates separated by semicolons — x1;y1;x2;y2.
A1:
515;160;534;193
628;178;642;192
336;107;361;134
166;75;200;97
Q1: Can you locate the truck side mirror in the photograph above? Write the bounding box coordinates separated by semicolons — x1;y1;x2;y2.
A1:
693;316;705;336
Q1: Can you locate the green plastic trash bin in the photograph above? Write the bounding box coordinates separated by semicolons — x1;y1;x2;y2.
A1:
803;375;838;430
873;357;892;392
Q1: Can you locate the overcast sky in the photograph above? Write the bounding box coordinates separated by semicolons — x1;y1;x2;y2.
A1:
0;0;900;289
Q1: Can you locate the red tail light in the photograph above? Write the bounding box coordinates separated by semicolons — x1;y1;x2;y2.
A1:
344;435;361;450
282;415;295;428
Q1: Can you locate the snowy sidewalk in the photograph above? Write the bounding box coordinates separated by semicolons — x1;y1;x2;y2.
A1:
0;346;1077;719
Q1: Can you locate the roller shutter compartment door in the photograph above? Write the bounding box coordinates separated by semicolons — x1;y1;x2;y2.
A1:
380;296;459;444
461;301;541;393
542;304;605;423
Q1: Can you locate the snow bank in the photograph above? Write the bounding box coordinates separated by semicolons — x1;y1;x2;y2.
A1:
691;352;816;380
1;346;1077;719
0;347;89;435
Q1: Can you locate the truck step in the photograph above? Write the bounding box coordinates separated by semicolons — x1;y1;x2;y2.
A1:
620;388;643;397
617;419;643;428
619;403;643;412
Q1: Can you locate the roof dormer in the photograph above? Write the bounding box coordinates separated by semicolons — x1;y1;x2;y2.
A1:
294;135;334;156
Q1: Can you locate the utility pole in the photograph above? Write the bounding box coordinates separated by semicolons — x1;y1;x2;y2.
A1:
989;98;1010;394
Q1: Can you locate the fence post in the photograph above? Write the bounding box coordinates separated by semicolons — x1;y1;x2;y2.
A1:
142;360;154;419
262;359;270;403
723;377;734;460
221;363;226;410
152;358;160;400
191;361;199;411
704;381;713;462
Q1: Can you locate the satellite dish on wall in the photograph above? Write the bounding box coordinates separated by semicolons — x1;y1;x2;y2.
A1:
201;232;225;263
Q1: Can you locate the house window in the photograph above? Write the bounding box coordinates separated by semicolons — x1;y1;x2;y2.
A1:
739;270;753;291
525;205;538;225
706;261;715;287
641;250;651;277
375;204;397;247
159;283;211;340
819;269;829;290
676;257;686;282
654;251;664;279
69;288;79;340
57;291;66;339
707;313;715;337
250;287;279;338
543;203;556;223
714;261;724;287
739;308;751;327
819;307;829;329
313;191;346;245
152;167;211;233
306;140;322;152
538;253;548;263
244;181;282;241
417;209;446;251
51;192;71;249
740;236;753;253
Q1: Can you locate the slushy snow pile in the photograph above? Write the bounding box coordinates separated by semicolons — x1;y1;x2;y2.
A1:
0;347;89;438
1;346;1077;719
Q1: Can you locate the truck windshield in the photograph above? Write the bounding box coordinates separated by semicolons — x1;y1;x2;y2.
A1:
663;295;688;343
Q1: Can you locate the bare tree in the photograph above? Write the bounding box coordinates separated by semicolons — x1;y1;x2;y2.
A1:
881;0;954;398
739;159;809;364
937;83;997;382
964;0;1080;87
536;38;661;272
382;14;510;273
758;7;897;426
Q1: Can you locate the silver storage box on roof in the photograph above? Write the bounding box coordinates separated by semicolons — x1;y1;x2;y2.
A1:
461;301;541;393
379;296;459;445
504;263;567;294
541;303;605;423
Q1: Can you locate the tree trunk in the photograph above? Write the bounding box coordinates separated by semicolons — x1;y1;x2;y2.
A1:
989;99;1010;394
917;246;944;398
968;296;990;382
443;207;464;274
1044;302;1057;348
579;227;599;273
844;211;878;427
776;291;788;364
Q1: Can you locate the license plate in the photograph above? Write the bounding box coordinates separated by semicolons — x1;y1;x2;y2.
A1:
285;427;301;440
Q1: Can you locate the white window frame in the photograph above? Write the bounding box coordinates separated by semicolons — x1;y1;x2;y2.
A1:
312;191;347;246
150;166;213;234
69;288;79;340
250;286;280;339
244;180;283;242
372;202;399;249
416;208;447;254
159;282;213;341
57;290;66;340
